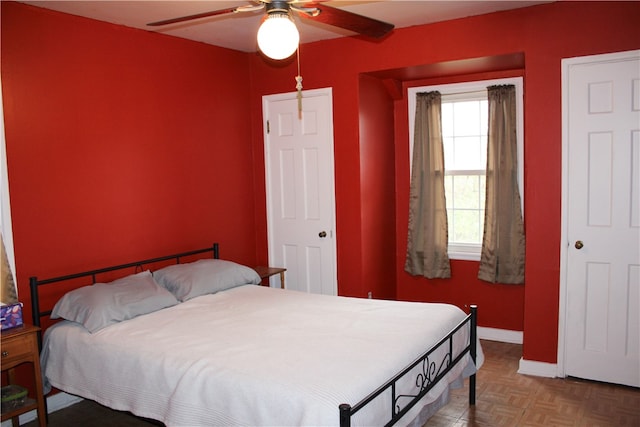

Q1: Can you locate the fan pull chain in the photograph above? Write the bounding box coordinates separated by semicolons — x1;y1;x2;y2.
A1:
296;76;303;119
295;47;303;120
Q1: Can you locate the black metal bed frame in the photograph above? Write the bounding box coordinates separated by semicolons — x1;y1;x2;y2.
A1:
29;244;219;343
339;305;477;427
29;243;477;426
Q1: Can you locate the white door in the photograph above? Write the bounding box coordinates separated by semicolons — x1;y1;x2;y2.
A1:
263;88;337;295
560;50;640;387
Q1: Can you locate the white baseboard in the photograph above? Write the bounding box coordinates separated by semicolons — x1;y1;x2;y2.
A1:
477;326;523;344
1;392;82;427
518;357;558;378
477;328;559;379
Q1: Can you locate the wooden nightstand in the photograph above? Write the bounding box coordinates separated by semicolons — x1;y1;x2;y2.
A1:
254;266;286;289
1;324;46;427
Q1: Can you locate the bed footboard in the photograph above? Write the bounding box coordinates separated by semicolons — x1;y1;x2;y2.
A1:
339;305;477;427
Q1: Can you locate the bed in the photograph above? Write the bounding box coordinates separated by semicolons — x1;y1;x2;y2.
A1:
30;244;482;427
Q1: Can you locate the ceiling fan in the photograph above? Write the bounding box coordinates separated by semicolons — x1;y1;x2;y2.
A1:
147;1;395;60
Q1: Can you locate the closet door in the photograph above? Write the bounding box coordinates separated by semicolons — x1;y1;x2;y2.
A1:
562;50;640;387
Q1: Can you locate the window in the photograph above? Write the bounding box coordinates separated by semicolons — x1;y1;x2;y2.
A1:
408;78;524;261
443;92;487;257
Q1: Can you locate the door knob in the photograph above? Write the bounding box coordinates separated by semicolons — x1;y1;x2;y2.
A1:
575;240;584;250
319;231;327;238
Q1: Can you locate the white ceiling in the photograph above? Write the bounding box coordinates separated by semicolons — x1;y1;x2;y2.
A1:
21;1;551;53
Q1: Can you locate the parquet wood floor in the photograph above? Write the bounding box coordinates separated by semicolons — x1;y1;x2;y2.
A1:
427;340;640;426
23;340;639;426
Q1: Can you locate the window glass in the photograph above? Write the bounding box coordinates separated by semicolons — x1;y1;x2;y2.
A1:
442;97;487;251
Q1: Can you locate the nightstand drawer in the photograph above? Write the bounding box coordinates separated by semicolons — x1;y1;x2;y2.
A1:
1;334;32;363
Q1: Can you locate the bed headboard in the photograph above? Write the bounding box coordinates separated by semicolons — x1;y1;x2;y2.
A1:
29;243;219;336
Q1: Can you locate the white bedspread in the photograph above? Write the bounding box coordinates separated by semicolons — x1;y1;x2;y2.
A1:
41;285;483;426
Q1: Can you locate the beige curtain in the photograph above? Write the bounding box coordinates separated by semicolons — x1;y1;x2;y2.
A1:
405;92;451;279
478;85;525;284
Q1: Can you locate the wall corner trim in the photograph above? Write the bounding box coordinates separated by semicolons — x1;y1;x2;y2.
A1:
477;326;523;344
518;358;558;378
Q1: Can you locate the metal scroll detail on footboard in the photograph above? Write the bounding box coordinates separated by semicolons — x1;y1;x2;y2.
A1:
339;305;477;427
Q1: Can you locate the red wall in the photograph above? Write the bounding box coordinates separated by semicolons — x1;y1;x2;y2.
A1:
2;1;640;366
1;2;257;321
357;74;397;300
248;2;640;363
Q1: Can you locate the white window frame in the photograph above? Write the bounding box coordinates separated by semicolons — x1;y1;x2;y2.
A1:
408;77;524;261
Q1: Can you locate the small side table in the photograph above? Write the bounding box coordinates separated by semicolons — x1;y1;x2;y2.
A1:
254;266;286;289
1;324;47;427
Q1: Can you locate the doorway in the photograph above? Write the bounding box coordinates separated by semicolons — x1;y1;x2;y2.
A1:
262;88;337;295
559;50;640;387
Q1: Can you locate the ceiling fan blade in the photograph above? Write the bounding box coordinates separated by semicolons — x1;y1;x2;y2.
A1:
298;2;394;38
147;7;237;26
146;3;269;27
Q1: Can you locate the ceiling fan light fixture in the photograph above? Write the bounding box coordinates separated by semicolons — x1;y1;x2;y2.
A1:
257;12;299;60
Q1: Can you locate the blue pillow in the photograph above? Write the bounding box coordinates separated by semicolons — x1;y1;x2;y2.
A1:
51;271;178;333
153;259;261;301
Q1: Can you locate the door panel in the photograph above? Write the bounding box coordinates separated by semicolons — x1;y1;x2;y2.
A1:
263;89;337;295
563;51;640;387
